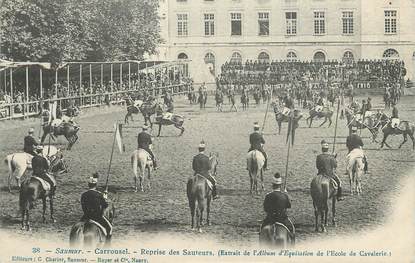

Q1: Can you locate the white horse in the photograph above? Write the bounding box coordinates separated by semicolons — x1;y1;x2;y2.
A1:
246;150;265;195
346;148;365;195
131;148;154;192
4;146;59;192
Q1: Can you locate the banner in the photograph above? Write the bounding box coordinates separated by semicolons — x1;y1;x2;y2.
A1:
114;123;125;153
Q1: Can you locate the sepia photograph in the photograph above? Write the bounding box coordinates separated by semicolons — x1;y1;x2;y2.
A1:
0;0;414;262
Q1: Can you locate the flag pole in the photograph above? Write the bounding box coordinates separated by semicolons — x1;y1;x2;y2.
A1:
105;122;118;191
283;113;294;191
261;86;273;132
332;99;341;154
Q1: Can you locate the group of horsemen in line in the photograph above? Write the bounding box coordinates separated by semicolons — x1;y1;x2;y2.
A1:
19;80;404;245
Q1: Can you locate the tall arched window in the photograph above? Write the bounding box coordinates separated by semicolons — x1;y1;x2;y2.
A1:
177;53;189;76
230;52;242;64
204;52;216;76
286;51;298;62
342;51;354;63
383;49;400;59
313;51;326;62
258;52;270;63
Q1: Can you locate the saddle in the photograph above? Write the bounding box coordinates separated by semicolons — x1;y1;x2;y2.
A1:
32;174;56;191
315;174;338;190
162;112;173;121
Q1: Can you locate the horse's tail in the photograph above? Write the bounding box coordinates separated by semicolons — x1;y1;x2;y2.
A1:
248;152;258;174
321;182;330;211
19;184;34;211
69;223;84;248
5;155;15;173
131;151;138;179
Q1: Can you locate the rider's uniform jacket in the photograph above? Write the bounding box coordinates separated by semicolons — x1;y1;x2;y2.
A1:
137;131;152;149
192;153;211;177
81;189;108;219
24;135;38;154
346;134;364;152
263;190;291;220
249;131;265;150
32;155;49;176
316;153;337;178
284;97;294;109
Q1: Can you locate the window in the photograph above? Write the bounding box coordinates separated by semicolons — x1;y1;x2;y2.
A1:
314;11;325;35
178;53;188;60
286;12;297;35
342;11;354;35
177;14;188;36
383;49;399;59
313;51;326;62
231;12;242;36
204;52;216;75
384;10;397;34
342;51;354;63
258;12;269;36
204;13;215;36
287;51;298;62
258;52;270;63
230;52;242;64
178;53;189;76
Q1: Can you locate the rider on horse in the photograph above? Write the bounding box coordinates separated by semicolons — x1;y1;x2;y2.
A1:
137;125;158;170
282;93;294;116
32;145;56;196
261;172;295;242
316;140;343;201
24;128;38;156
41;102;52;128
248;122;268;170
346;126;368;174
391;103;400;129
80;173;112;244
192;141;219;200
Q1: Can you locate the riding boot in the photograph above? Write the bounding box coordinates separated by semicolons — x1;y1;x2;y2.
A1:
263;158;268;170
212;184;219;200
337;186;344;201
364;156;369;174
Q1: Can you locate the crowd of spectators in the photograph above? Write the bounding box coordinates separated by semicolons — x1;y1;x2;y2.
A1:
219;59;405;86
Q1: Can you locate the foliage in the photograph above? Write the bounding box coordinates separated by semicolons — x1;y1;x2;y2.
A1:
0;0;162;67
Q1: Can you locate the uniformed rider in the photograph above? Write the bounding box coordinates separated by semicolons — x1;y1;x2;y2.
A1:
24;128;38;156
282;93;294;116
346;126;368;174
391;103;399;129
137;125;158;170
316;140;343;201
32;145;56;196
248;122;268;170
80;173;112;244
192;141;219;200
261;172;295;242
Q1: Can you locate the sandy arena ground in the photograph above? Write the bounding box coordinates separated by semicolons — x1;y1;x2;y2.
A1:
1;94;414;247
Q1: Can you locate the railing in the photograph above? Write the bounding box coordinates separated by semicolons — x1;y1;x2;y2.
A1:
0;83;191;121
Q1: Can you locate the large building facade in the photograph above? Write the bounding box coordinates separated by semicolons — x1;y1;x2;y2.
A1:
156;0;415;82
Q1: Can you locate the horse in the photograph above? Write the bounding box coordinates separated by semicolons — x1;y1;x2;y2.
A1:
310;174;337;232
41;122;80;150
186;152;219;232
259;222;294;248
154;108;185;137
344;108;380;141
198;92;208;109
346;149;365;195
139;102;158;128
246;150;265;195
19;155;68;231
69;201;116;248
272;105;303;135
124;97;143;124
378;116;415;150
5;146;60;192
306;105;334;128
131;148;154;192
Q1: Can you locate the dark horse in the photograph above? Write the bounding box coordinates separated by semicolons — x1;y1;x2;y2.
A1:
19;155;68;231
124;97;143;124
41;123;80;150
310;174;337;232
70;200;116;248
186;153;218;233
259;222;295;248
154;105;185;137
377;113;415;150
306;106;334;128
272;103;303;135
